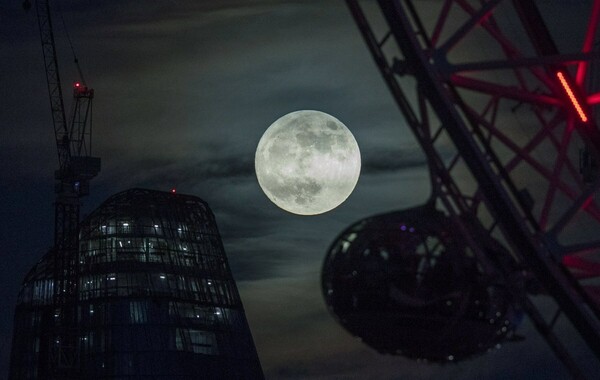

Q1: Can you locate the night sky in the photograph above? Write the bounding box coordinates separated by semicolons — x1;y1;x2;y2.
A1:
0;1;597;379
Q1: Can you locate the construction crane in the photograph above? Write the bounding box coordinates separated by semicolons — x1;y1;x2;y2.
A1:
23;0;100;377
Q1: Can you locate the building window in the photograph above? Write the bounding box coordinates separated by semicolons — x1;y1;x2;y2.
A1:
175;328;218;355
130;301;147;324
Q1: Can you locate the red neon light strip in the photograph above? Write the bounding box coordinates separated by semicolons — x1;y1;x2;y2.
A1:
556;71;588;123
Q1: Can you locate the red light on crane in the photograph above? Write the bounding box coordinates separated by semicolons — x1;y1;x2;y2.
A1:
171;188;177;194
74;82;81;88
556;71;588;123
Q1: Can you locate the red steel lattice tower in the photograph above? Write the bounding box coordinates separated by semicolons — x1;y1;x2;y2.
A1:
344;0;600;377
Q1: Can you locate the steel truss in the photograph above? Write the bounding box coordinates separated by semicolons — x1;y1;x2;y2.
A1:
347;0;600;377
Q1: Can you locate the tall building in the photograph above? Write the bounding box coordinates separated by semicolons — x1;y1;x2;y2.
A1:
10;188;264;379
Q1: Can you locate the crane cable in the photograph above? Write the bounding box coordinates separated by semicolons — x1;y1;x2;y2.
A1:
55;0;86;86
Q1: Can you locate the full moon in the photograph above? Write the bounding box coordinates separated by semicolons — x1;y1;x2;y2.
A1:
255;110;361;215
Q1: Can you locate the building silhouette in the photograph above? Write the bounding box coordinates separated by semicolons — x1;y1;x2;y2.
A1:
10;188;264;379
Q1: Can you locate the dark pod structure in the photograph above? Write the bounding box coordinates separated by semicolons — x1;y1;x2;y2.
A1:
322;206;521;362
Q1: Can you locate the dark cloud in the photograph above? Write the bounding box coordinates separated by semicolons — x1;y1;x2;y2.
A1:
361;147;428;174
87;144;431;208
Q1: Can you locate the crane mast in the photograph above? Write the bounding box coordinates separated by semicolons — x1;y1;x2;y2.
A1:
25;0;100;377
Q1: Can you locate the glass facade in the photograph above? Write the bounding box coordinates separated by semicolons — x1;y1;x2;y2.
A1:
10;188;264;379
